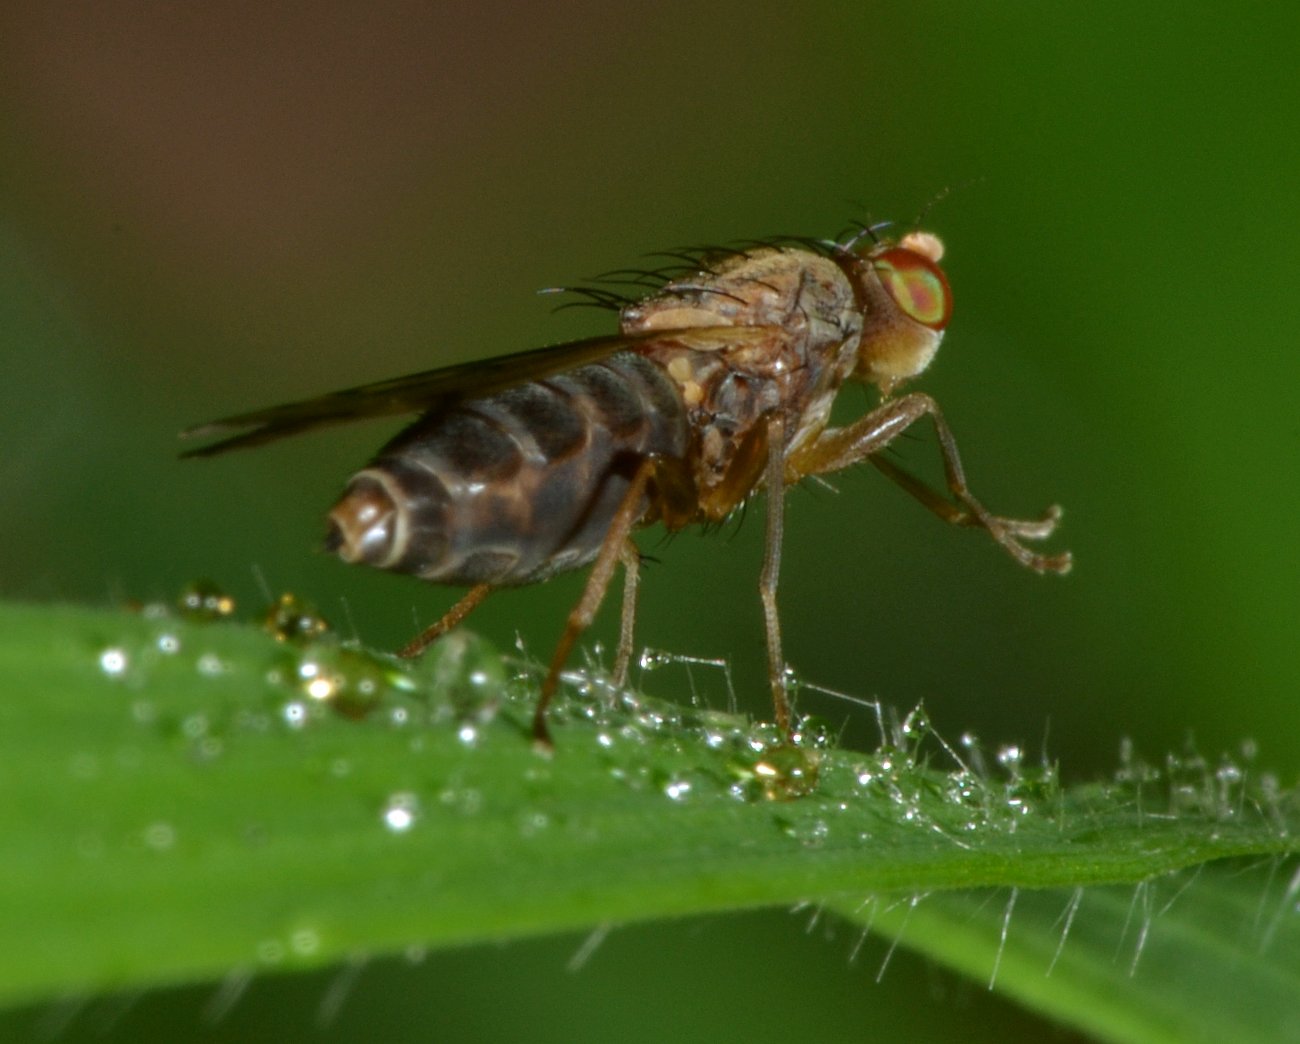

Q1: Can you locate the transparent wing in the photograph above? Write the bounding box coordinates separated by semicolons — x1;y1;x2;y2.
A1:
180;325;773;457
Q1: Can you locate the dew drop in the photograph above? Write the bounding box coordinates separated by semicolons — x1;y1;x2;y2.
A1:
663;779;692;802
177;579;237;621
197;653;226;677
784;817;830;847
99;648;128;678
156;632;181;655
282;701;309;729
197;736;224;760
291;929;320;956
257;939;286;965
382;792;420;833
144;821;176;850
181;714;209;739
456;723;479;746
263;592;332;643
518;811;550;837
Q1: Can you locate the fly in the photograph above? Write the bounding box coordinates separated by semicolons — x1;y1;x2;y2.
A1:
182;224;1071;747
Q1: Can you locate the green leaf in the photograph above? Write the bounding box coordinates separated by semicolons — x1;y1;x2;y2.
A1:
836;860;1300;1044
0;599;1295;1039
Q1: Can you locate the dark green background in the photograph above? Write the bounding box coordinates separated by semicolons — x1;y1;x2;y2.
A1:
3;3;1296;1040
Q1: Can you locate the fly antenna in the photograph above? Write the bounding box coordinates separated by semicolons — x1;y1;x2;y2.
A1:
911;176;984;229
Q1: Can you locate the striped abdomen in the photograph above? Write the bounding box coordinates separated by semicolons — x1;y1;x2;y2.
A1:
324;353;689;586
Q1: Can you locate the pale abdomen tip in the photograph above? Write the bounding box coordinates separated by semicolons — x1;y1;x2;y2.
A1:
325;470;404;567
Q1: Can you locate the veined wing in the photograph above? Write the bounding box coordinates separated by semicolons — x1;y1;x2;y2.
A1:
180;325;775;458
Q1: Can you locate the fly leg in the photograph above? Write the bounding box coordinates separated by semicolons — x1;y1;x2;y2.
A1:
534;459;655;748
611;539;640;690
760;413;793;739
396;582;493;659
787;392;1071;574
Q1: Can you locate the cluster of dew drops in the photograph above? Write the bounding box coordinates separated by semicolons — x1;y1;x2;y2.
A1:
97;580;456;728
93;580;506;835
88;581;1107;849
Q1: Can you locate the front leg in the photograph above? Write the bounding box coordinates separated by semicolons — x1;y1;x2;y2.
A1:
787;393;1071;574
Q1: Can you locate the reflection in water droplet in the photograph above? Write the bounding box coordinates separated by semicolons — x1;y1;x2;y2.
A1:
282;701;309;729
382;792;420;833
457;724;479;746
99;648;128;677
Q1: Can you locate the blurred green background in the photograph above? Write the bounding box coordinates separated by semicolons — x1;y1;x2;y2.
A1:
2;2;1297;1039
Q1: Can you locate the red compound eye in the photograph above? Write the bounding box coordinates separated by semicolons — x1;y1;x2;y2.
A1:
873;247;953;330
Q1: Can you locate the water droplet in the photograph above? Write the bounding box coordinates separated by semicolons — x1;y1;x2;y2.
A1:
382;792;420;833
282;701;309;728
144;821;176;850
456;723;479;746
99;648;128;678
177;579;236;621
196;736;224;760
291;929;320;956
791;716;835;750
783;817;830;847
181;714;209;739
438;787;483;815
257;939;285;965
1216;761;1243;784
156;632;181;655
997;745;1023;774
197;653;226;677
263;592;332;643
518;811;550;837
663;779;692;801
